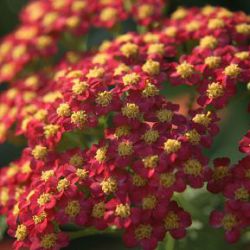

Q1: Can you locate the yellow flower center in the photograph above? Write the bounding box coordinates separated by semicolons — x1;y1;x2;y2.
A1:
116;34;133;43
186;21;200;32
224;64;241;78
115;204;131;218
15;224;27;241
142;60;160;75
13;204;20;216
71;110;87;127
142;195;157;210
22;162;31;174
41;233;57;249
184;159;202;176
0;104;8;118
100;7;117;22
15;187;24;200
208;18;225;29
200;35;218;49
164;139;181;154
15;26;38;40
142;155;159;168
192;112;211;127
24;75;38;88
37;193;51;206
217;8;233;18
67;70;83;78
71;1;86;12
95;91;112;107
234;187;249;201
118;141;133;156
122;103;140;119
138;4;154;19
142;83;159;98
95;146;107;163
32;145;48;160
143;33;159;43
33;212;47;224
164;26;177;37
204;56;221;69
120;43;138;57
156;109;173;123
7;164;18;177
115;126;130;138
35;109;48;121
92;202;105;218
52;0;67;9
207;82;224;99
114;63;130;76
147;43;164;55
123;72;140;86
66;16;80;29
72;80;88;95
42;12;59;28
176;62;194;78
185;129;201;145
212;166;229;180
92;53;109;65
236;23;250;35
37;36;53;49
202;5;215;15
57;103;71;117
57;178;70;192
135;224;152;240
44;124;60;138
76;168;89;179
171;7;187;20
222;214;236;230
0;63;14;78
101;177;117;194
12;45;26;59
164;212;179;230
132;174;147;187
142;129;159;144
65;200;81;217
0;188;9;205
43;91;62;103
86;67;105;78
69;154;84;168
160;173;176;188
235;51;249;60
41;170;54;182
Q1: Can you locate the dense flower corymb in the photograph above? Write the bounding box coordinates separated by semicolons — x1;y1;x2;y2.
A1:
0;2;250;250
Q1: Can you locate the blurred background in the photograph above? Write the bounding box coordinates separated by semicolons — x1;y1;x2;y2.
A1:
0;0;250;249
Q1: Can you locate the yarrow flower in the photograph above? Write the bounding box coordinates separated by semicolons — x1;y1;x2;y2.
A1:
0;2;250;250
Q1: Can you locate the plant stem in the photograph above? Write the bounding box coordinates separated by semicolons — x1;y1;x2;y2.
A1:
165;234;175;250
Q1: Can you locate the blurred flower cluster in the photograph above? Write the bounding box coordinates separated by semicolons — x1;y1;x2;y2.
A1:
0;1;250;250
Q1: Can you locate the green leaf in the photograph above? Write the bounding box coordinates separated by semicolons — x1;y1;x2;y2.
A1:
0;216;7;241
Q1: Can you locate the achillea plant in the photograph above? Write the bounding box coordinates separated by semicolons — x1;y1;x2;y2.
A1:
0;1;250;249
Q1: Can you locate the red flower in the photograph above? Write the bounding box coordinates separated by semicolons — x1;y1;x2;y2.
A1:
239;131;250;154
210;203;244;243
163;201;192;239
207;157;232;193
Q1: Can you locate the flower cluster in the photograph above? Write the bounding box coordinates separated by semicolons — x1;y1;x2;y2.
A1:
0;3;250;250
0;0;165;82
